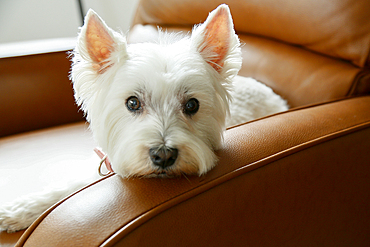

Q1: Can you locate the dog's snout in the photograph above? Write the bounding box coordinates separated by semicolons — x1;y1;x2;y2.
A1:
149;147;178;169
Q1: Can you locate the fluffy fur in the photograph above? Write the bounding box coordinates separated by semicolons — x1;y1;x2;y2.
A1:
71;5;243;177
0;4;288;233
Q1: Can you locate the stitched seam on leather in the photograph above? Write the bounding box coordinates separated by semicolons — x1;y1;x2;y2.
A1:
189;122;370;199
103;122;370;246
232;121;370;176
15;174;114;246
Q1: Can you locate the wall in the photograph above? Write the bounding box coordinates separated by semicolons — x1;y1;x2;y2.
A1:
0;0;139;44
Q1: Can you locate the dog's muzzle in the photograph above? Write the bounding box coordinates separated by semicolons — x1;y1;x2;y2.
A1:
149;147;178;169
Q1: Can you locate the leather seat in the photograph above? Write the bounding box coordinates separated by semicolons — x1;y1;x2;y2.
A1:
1;0;369;246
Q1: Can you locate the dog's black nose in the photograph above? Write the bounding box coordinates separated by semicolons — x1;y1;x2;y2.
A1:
149;147;178;169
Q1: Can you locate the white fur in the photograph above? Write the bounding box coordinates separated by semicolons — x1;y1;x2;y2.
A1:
0;179;94;233
227;76;288;127
0;4;288;233
71;5;243;178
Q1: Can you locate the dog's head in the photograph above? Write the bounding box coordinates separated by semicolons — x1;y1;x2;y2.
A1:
71;4;241;177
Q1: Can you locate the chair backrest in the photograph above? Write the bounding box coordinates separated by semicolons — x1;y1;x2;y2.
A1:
132;0;370;107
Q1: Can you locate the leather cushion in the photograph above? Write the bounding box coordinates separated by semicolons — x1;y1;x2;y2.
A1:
238;34;370;107
133;0;370;68
0;51;83;137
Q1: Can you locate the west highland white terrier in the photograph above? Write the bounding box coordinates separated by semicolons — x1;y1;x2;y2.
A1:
0;4;288;232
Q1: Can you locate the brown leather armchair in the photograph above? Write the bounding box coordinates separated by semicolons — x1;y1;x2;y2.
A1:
2;0;370;246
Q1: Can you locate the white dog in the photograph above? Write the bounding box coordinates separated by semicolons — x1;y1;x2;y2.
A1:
0;4;288;232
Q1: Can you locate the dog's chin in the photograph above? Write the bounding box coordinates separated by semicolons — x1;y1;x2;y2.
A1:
133;164;199;178
141;170;183;178
114;159;202;178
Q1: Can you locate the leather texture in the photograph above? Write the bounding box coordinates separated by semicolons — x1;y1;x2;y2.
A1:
0;51;84;137
133;0;370;68
238;34;370;107
16;97;370;246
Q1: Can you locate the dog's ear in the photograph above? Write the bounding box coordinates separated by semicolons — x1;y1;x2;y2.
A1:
191;4;241;79
76;9;127;73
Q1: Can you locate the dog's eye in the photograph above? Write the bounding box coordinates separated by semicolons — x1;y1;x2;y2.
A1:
126;96;142;112
184;98;199;116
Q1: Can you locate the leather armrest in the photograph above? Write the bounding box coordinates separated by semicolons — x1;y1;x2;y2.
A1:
0;41;83;137
16;96;370;246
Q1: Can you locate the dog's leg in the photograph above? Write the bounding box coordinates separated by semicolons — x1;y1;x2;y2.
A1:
0;178;94;233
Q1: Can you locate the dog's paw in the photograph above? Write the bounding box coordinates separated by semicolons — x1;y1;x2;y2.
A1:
0;179;94;233
0;205;37;233
0;194;61;233
0;188;68;233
